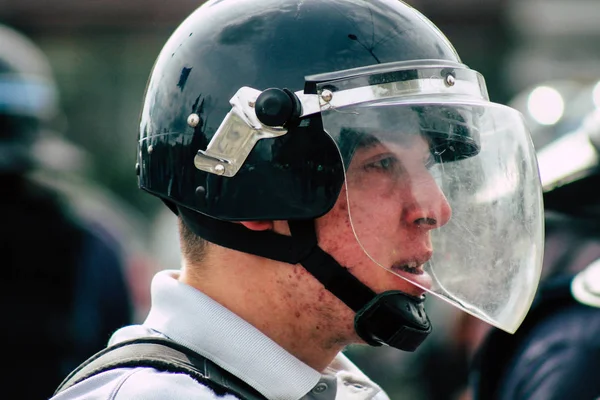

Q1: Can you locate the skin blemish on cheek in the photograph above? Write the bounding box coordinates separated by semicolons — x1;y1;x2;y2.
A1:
295;311;301;318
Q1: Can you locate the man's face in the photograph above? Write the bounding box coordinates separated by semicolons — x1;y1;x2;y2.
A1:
316;133;452;297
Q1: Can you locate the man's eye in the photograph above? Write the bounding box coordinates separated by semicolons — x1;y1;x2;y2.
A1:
365;157;397;171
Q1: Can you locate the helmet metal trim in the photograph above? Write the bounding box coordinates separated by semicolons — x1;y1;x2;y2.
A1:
314;71;488;112
193;87;288;177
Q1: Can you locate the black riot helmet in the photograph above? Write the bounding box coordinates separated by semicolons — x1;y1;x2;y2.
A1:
0;24;59;173
138;0;544;351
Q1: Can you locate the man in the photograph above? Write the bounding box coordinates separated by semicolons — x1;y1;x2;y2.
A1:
52;0;544;399
471;106;600;400
0;24;134;399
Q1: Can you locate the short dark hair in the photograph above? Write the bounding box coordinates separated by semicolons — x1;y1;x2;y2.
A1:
178;217;208;262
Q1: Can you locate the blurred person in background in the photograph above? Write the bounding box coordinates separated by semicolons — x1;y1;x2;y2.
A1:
469;83;600;400
0;23;138;399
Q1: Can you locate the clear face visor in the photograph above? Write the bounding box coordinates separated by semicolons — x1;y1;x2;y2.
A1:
313;62;544;333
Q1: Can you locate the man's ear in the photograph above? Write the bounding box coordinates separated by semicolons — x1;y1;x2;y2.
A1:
239;221;273;231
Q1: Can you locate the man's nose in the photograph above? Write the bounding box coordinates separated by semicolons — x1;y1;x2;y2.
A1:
403;174;452;230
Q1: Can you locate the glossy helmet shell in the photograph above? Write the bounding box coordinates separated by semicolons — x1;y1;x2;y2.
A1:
137;0;461;221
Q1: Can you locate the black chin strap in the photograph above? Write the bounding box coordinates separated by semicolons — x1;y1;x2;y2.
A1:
287;220;379;312
178;206;431;351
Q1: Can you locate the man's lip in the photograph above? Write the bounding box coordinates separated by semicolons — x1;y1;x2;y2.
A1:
391;264;425;275
391;250;433;271
390;265;433;293
389;251;434;292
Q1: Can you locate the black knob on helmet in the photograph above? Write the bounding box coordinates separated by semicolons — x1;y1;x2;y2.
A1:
255;88;301;127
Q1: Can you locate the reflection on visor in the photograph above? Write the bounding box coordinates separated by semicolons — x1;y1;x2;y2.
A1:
334;103;481;171
417;105;481;162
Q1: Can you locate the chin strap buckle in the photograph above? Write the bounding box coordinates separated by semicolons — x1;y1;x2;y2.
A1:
354;290;431;352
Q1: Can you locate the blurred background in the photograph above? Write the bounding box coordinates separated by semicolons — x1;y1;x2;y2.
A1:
2;0;599;399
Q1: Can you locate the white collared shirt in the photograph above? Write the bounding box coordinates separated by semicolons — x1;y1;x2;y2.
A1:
51;270;389;400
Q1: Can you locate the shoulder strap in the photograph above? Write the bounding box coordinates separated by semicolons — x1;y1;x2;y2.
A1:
54;337;267;400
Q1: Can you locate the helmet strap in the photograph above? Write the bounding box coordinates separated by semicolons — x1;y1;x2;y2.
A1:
178;206;431;351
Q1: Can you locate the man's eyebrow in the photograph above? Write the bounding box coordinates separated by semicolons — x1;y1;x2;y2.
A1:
355;135;382;150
